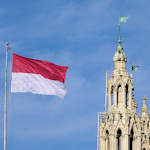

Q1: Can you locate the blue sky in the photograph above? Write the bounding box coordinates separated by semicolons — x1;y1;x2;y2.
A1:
0;0;150;150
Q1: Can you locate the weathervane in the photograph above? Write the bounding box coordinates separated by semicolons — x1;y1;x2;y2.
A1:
117;12;129;44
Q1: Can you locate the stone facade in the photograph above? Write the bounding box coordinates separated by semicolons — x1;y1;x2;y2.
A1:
98;43;150;150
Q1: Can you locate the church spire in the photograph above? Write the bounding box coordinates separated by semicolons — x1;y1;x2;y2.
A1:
98;14;150;150
113;13;129;75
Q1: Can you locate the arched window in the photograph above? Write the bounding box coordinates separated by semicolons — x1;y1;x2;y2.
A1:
117;129;122;150
117;85;122;105
105;130;109;150
130;129;134;150
126;84;129;107
111;86;114;105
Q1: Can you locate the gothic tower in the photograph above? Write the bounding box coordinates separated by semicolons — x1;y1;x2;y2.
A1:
97;17;150;150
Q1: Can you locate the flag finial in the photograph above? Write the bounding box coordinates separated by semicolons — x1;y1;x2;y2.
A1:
6;42;12;51
117;12;129;45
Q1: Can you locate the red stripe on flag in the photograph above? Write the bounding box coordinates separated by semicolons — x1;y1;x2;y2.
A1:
12;53;68;83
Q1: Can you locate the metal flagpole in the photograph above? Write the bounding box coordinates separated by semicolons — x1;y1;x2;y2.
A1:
119;12;121;42
4;42;12;150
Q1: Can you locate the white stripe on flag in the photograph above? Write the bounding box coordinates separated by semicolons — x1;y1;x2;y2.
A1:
11;73;67;99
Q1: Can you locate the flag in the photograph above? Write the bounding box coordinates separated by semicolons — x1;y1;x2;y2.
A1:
131;65;139;71
119;17;129;23
11;53;68;99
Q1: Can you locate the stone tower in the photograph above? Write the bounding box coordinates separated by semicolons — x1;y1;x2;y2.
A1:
97;41;150;150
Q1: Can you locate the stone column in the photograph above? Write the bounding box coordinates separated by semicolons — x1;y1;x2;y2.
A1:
132;137;135;150
128;88;132;109
113;135;117;150
123;86;126;109
124;134;129;150
109;134;114;150
106;137;109;150
136;136;141;150
100;137;105;150
108;87;112;109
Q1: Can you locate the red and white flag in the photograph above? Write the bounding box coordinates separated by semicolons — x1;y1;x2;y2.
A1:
11;53;68;99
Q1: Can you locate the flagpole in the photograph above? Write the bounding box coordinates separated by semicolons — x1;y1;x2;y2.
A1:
4;42;12;150
118;12;122;44
119;12;121;42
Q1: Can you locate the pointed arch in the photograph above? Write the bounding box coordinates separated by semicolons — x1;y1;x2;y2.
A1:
102;123;109;137
125;84;129;107
129;118;139;136
117;84;123;105
114;77;126;107
117;129;122;150
105;130;109;150
117;128;122;136
125;78;133;88
111;85;114;105
113;77;125;93
114;120;125;137
115;77;126;88
130;128;134;150
125;78;133;108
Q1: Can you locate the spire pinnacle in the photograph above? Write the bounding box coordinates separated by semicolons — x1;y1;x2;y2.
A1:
142;95;147;105
141;95;148;118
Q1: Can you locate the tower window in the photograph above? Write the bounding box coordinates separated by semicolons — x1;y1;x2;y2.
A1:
105;130;109;150
126;84;129;107
117;129;122;150
111;86;114;105
117;85;122;105
130;129;134;150
106;130;109;135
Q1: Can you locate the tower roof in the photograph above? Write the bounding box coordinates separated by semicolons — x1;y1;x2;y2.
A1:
113;43;127;62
